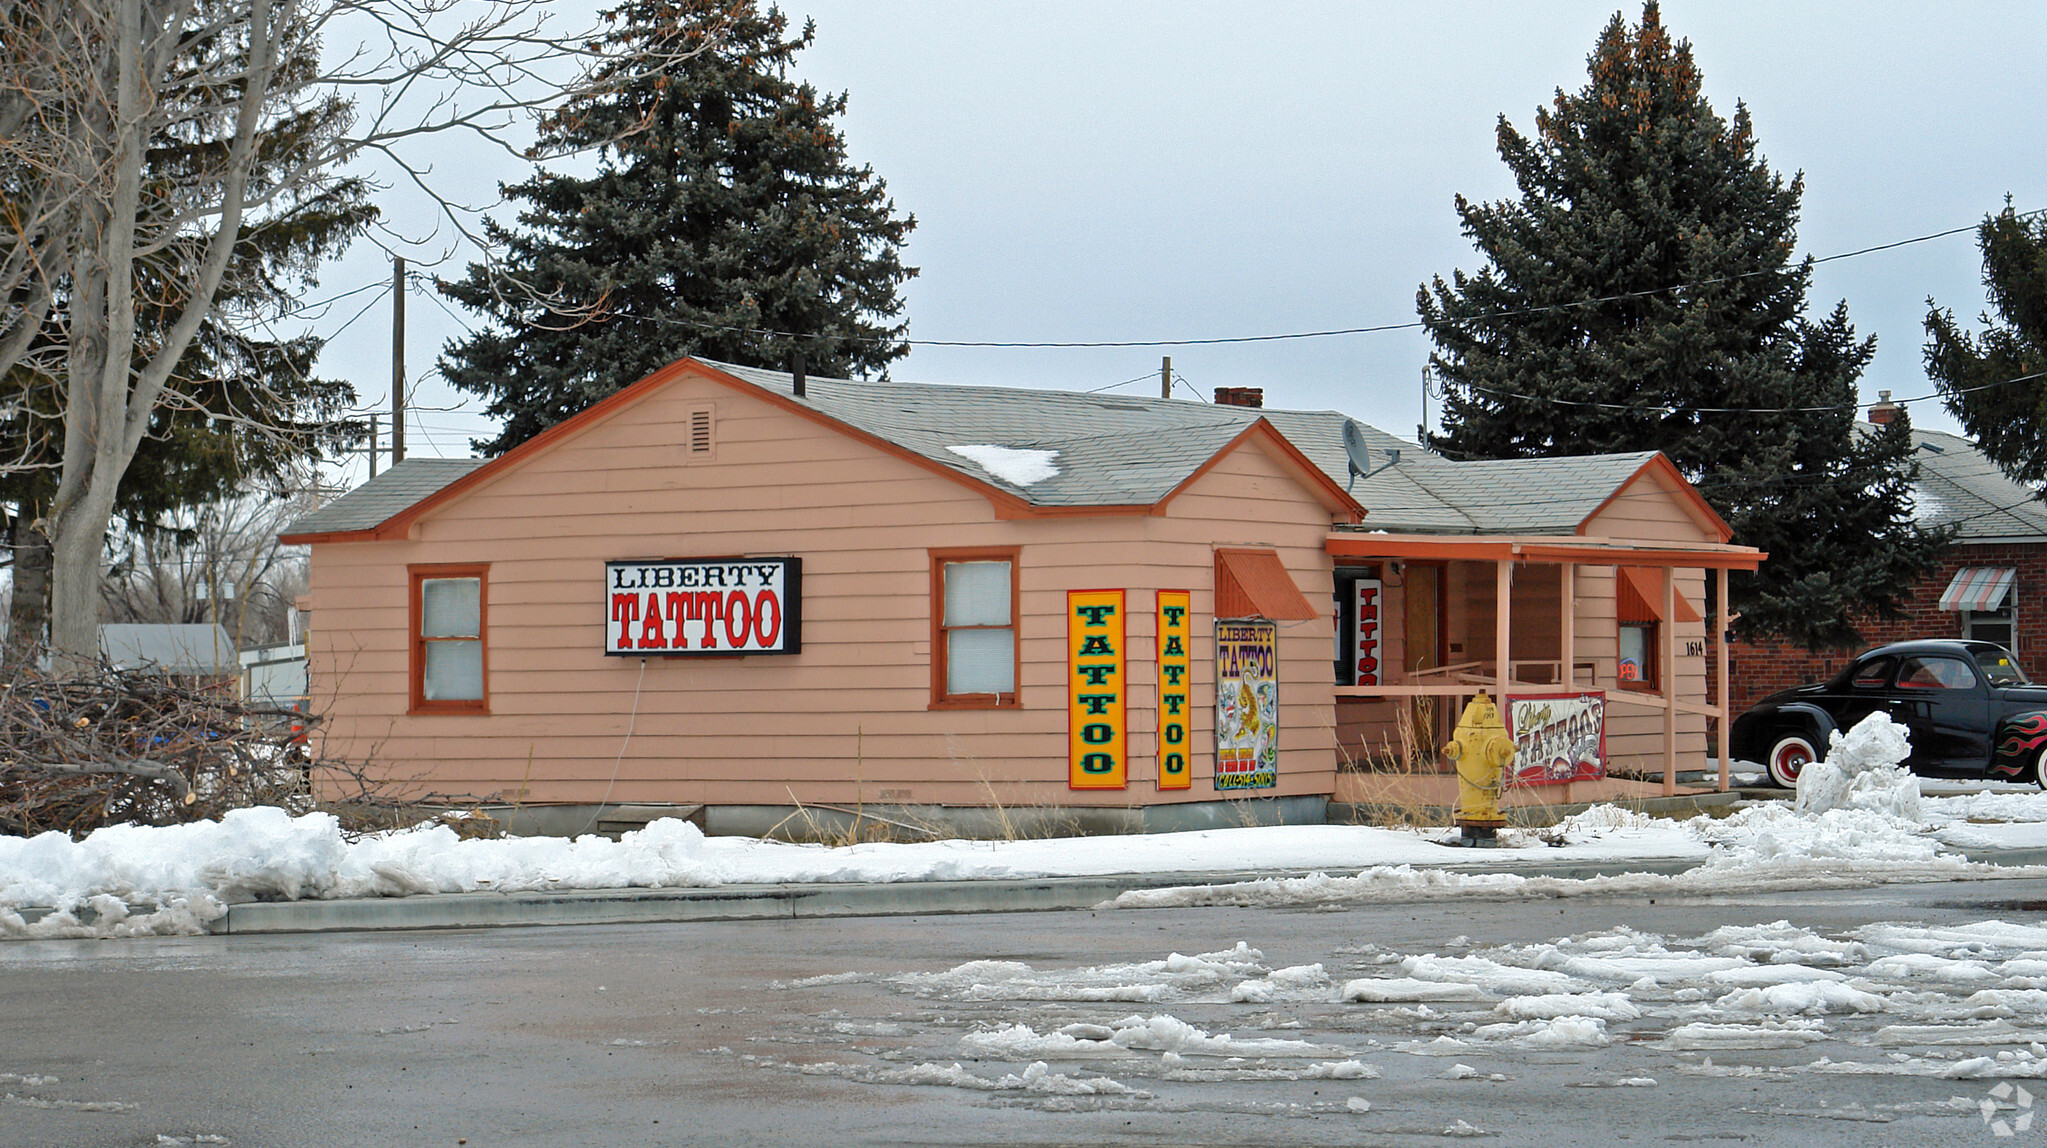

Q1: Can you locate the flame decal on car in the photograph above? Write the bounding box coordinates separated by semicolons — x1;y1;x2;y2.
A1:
1993;712;2047;775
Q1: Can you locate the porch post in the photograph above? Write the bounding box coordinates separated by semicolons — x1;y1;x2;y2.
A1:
1662;566;1678;797
1716;566;1730;793
1559;562;1575;688
1495;559;1513;690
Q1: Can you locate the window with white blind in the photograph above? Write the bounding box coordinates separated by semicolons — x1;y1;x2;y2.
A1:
411;565;488;713
931;549;1019;707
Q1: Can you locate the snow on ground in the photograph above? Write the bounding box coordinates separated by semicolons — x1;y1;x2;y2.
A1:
9;712;2047;939
722;917;2047;1114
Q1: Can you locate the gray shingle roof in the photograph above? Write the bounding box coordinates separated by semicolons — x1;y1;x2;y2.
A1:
100;624;236;674
280;360;1679;539
716;361;1658;532
714;361;1293;506
282;458;486;537
1863;423;2047;542
1254;408;1659;534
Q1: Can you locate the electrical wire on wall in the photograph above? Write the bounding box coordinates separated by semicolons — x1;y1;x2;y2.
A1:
582;655;647;836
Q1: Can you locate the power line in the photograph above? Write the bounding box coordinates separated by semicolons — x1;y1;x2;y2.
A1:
372;205;2037;355
1085;370;1164;394
1445;369;2047;417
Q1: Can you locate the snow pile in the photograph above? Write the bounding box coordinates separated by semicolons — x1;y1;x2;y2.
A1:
0;806;737;938
1470;1015;1611;1047
0;806;347;907
1713;981;1885;1015
1493;992;1641;1022
960;1015;1339;1059
890;944;1267;1004
1795;712;1921;821
1661;1018;1831;1050
1927;789;2047;823
945;444;1059;486
792;1058;1148;1096
1229;963;1332;1003
1340;976;1492;1003
1554;805;1659;833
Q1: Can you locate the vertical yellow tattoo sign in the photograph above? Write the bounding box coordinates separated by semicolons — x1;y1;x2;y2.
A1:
1068;589;1126;789
1156;590;1192;789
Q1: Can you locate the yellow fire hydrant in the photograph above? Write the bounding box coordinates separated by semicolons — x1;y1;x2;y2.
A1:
1441;691;1515;844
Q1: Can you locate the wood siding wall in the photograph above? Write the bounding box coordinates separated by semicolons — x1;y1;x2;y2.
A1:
305;369;1341;809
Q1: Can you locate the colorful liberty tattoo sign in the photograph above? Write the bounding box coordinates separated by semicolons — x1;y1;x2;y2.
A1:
1068;589;1127;789
1156;590;1192;790
1215;618;1278;791
1504;691;1607;785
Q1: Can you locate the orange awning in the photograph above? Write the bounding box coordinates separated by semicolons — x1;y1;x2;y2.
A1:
1617;566;1703;625
1215;548;1320;621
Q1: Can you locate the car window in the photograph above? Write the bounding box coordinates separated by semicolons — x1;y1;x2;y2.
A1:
1849;657;1895;689
1975;648;2030;686
1896;655;1977;690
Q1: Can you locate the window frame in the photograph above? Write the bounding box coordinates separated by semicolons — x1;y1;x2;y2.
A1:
409;563;490;715
929;546;1021;710
1962;600;2017;654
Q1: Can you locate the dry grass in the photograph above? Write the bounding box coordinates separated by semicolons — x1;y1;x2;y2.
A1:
1338;696;1453;829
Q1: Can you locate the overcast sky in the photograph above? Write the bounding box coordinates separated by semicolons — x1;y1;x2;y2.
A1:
310;1;2047;475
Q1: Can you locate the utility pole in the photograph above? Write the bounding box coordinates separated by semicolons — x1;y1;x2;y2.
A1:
1420;365;1430;439
391;256;406;465
368;414;380;478
1160;355;1172;400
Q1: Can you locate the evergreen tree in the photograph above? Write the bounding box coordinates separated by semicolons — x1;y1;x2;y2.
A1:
440;0;917;456
1418;2;1943;648
1926;204;2047;483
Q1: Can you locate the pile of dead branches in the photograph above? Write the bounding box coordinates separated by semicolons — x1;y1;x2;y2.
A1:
0;661;319;837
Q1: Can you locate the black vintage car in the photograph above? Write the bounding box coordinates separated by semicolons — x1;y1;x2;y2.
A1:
1731;640;2047;789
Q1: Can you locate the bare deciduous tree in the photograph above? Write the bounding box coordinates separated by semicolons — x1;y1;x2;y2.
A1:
103;491;317;649
0;0;704;672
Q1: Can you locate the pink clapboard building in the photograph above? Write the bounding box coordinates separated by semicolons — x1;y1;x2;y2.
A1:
282;358;1763;836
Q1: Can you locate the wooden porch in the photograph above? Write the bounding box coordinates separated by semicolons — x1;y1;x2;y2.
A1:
1327;534;1766;797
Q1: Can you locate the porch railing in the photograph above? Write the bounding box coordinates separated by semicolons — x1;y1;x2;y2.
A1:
1332;658;1729;785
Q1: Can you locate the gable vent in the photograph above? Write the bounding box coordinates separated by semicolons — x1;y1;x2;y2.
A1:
687;406;714;458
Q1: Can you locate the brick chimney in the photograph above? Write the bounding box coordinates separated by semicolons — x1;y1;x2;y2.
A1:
1868;390;1902;425
1213;386;1264;408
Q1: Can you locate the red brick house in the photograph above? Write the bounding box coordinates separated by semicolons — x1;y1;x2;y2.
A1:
1726;395;2047;716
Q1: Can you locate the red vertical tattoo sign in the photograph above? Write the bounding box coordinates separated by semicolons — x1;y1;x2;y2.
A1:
1353;578;1382;686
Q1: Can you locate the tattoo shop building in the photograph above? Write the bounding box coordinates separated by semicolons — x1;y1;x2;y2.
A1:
281;358;1763;836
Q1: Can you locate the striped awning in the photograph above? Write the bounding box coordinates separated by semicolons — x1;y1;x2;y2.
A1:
1938;567;2016;612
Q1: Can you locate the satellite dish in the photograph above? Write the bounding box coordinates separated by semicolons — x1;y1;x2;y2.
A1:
1341;419;1398;490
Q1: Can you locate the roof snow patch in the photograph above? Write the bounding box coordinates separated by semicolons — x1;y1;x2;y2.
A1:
947;444;1060;487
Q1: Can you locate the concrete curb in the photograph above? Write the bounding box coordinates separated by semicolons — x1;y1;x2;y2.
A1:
210;855;1716;935
1955;845;2047;868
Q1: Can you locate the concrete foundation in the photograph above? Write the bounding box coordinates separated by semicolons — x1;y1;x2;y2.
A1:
420;794;1331;842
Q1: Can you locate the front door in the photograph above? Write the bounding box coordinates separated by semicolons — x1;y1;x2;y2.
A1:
1405;564;1444;751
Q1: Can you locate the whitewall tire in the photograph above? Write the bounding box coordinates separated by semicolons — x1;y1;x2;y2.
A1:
1767;733;1818;789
